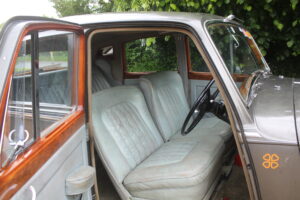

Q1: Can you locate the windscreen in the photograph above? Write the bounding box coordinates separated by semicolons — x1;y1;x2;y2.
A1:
207;23;269;100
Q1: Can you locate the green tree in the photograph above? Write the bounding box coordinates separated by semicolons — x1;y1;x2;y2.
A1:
125;36;177;72
95;0;115;13
50;0;95;17
50;0;300;77
112;0;300;77
50;0;114;17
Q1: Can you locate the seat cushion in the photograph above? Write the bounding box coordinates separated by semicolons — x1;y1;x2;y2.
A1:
124;136;224;200
172;117;232;142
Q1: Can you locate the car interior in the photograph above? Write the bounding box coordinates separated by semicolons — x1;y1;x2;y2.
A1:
89;29;249;200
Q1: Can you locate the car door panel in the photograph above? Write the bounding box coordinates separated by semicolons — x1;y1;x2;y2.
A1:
11;125;91;200
0;18;90;199
190;79;217;104
0;111;86;199
189;79;243;104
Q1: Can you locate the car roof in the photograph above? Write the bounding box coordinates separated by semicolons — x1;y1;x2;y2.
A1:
62;12;225;27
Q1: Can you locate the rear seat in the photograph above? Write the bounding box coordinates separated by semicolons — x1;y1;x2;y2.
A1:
139;71;232;143
95;58;120;86
92;86;224;200
92;64;111;93
92;58;120;93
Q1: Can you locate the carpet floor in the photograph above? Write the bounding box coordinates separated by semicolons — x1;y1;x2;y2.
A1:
214;165;250;200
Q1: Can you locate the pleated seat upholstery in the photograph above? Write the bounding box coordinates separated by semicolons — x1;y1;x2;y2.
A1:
139;71;232;143
92;86;224;200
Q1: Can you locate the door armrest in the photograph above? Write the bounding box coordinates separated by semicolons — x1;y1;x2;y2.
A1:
66;166;96;195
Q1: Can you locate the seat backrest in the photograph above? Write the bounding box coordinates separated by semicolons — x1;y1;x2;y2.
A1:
92;58;123;93
21;70;69;104
92;86;163;183
92;64;111;93
95;58;120;86
139;71;189;141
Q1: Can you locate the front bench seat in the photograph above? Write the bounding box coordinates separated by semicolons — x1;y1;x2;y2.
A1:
139;71;232;143
92;86;224;200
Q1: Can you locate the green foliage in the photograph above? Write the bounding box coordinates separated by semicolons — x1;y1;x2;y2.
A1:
125;36;177;72
111;0;300;77
50;0;96;17
189;39;210;72
50;0;115;17
50;0;300;77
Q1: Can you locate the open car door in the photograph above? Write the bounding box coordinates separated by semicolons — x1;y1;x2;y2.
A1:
0;17;94;199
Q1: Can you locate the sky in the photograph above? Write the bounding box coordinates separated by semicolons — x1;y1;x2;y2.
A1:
0;0;58;24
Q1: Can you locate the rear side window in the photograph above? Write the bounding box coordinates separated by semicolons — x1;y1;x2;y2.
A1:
1;30;78;167
125;35;177;72
188;38;210;72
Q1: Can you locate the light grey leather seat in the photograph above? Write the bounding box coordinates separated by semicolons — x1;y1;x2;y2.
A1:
139;71;232;143
92;58;120;93
92;86;224;200
92;65;111;93
95;58;120;86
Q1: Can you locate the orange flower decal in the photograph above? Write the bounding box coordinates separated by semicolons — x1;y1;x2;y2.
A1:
262;153;280;169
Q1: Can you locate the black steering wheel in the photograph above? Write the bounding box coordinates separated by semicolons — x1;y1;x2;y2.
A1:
181;79;219;135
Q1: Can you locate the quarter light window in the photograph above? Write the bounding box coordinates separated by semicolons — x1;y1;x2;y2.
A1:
0;30;78;167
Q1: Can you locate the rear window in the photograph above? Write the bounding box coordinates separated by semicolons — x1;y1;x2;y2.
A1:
125;35;178;72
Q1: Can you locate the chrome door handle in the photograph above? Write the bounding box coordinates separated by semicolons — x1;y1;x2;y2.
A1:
29;185;36;200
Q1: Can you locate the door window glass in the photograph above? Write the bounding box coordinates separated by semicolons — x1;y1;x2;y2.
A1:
37;31;77;133
1;30;78;167
1;36;33;167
